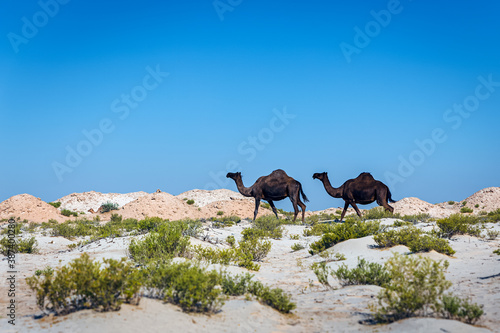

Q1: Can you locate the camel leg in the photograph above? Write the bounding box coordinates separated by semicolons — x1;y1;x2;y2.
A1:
297;198;306;224
339;202;349;222
350;202;363;218
253;198;261;221
377;190;394;213
289;196;299;223
268;200;279;219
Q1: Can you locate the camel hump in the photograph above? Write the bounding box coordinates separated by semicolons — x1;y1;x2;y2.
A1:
269;169;288;177
358;172;375;180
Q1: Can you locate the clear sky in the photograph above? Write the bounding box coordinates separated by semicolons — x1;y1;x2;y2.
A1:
1;0;499;211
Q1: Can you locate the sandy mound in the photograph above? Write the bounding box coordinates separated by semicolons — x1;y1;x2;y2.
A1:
117;191;273;221
392;197;450;218
176;189;251;207
463;187;500;212
200;199;273;219
118;192;206;221
436;187;500;215
56;191;148;213
0;194;66;223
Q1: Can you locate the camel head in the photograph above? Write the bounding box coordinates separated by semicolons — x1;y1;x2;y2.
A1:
312;172;328;181
226;172;242;180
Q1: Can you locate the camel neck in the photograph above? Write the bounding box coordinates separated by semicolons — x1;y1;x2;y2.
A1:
322;177;342;198
234;178;253;197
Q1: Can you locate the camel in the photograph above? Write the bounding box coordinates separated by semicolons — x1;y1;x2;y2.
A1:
313;172;396;221
226;169;309;223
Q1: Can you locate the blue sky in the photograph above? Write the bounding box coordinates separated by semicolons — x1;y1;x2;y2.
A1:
1;0;499;211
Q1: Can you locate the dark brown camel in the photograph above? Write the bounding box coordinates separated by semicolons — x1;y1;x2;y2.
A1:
226;169;309;223
312;172;396;221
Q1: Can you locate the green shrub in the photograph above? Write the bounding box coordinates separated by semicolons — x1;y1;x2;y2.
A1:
441;294;484;324
186;199;195;205
48;201;62;208
61;209;78;217
210;215;241;228
128;223;191;265
408;235;455;256
240;216;284;240
494;248;500;255
436;214;481;238
373;227;423;248
141;261;295;313
393;220;413;227
363;207;400;220
191;245;236;265
100;202;119;213
1;222;22;235
448;201;455;205
305;213;340;225
374;227;455;255
226;235;236;247
217;210;224;216
333;258;391;287
0;236;38;255
474;204;479;208
142;261;224;313
487;208;500;222
50;220;96;239
311;262;331;288
291;243;305;251
137;216;165;232
26;253;141;315
309;220;382;255
460;207;473;213
485;229;499;240
400;213;432;224
373;253;452;322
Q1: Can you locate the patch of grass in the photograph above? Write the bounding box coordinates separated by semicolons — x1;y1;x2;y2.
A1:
26;253;141;315
486;208;500;222
210;215;241;228
309;220;382;255
217;210;224;216
460;207;473;213
128;222;191;265
400;213;432;224
100;202;119;213
374;227;455;256
333;257;391;287
141;261;295;313
137;216;165;232
363;207;400;220
48;201;61;208
0;236;38;255
305;213;340;225
1;222;22;235
50;220;96;239
291;243;305;251
393;220;413;227
486;229;499;240
311;262;331;288
440;294;484;324
61;209;78;217
372;253;483;324
436;214;481;239
245;215;285;240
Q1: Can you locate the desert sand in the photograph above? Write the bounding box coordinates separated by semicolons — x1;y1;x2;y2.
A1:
1;188;499;332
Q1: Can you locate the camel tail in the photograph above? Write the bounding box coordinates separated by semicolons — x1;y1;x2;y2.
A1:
387;189;396;203
300;184;309;203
